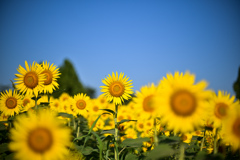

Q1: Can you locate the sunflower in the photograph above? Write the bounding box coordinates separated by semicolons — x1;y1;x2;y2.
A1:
9;109;71;160
0;89;23;116
157;71;212;133
21;95;35;112
71;93;90;118
133;83;159;119
221;103;240;151
209;90;237;128
14;61;46;97
100;72;133;105
41;61;61;94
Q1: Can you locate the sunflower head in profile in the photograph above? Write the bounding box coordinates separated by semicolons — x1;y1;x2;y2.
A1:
14;61;46;97
133;83;159;119
0;89;22;116
71;93;90;118
100;72;133;105
157;71;212;133
9;109;71;160
41;61;61;94
221;103;240;151
209;90;237;129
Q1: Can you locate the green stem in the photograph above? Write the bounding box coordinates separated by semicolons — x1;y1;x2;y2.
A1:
214;128;219;154
154;118;159;147
200;129;206;151
179;142;185;160
114;104;119;160
76;119;81;138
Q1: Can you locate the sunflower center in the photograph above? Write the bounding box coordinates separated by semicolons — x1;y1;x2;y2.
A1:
143;95;155;112
170;90;196;117
109;82;125;97
23;99;30;107
24;72;38;89
42;70;53;85
6;97;17;109
28;127;53;153
93;106;99;112
214;103;228;119
76;100;86;110
139;123;144;129
232;117;240;138
181;134;188;141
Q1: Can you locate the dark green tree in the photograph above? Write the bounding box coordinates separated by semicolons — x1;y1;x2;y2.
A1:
233;66;240;100
52;59;95;98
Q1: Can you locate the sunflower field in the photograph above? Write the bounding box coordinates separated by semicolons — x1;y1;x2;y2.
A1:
0;61;240;160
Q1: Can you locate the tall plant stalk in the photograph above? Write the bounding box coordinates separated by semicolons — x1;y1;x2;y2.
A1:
214;128;219;154
114;104;119;160
154;118;159;147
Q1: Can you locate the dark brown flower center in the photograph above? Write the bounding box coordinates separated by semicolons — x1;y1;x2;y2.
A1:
24;72;38;89
170;90;197;116
6;97;17;109
109;82;124;97
76;100;86;110
42;70;53;85
28;127;53;153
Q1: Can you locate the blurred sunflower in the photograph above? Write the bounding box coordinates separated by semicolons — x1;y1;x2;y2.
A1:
14;61;45;97
221;104;240;151
100;72;133;105
21;95;35;112
133;83;159;119
0;89;22;116
71;93;90;118
157;71;212;133
41;61;61;94
209;90;237;128
9;109;71;160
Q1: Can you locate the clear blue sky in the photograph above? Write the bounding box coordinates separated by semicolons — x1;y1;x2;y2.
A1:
0;0;240;97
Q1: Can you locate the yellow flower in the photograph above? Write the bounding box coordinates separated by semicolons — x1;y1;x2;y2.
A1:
209;90;237;128
21;95;35;112
133;83;159;119
49;98;61;112
9;109;71;160
221;104;240;151
100;72;133;105
71;93;90;117
0;89;22;116
157;71;212;133
14;61;46;97
41;61;61;94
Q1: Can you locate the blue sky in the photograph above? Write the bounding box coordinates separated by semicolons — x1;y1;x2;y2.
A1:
0;0;240;97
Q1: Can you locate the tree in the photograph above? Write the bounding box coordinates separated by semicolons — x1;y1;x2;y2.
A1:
233;66;240;100
52;59;95;98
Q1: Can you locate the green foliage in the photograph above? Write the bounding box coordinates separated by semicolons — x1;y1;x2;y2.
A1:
52;59;95;98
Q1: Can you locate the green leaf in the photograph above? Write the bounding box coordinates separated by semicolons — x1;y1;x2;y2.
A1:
125;153;138;160
74;135;88;141
117;119;137;125
92;131;103;160
146;144;176;159
0;143;9;154
101;129;115;135
122;138;150;148
81;146;95;155
100;109;115;115
58;112;73;118
192;136;203;141
88;114;102;135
